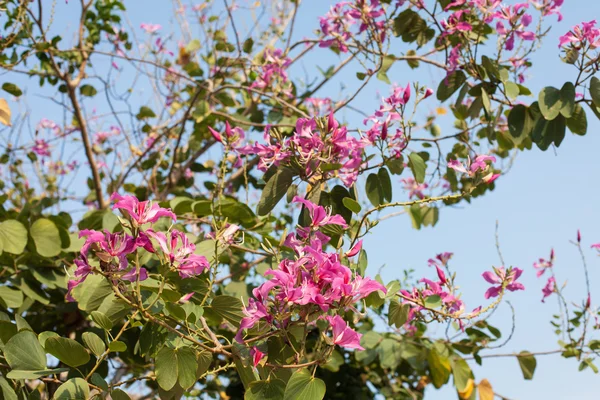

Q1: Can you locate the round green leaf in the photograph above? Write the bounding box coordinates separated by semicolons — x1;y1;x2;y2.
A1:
517;351;537;380
82;332;106;357
111;389;132;400
54;378;89;400
109;340;127;352
45;337;90;367
566;104;588;135
30;218;62;257
0;286;23;309
0;220;28;255
283;368;326;400
246;379;286;400
342;197;361;214
4;331;47;371
38;331;59;347
408;152;426;183
590;76;600;107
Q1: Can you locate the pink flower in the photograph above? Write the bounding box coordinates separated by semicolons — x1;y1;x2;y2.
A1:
541;276;556;302
482;266;525;299
293;196;348;229
79;229;137;270
559;20;600;48
32;139;51;157
326;315;363;350
178;292;195;304
146;230;210;278
448;154;497;183
208;121;245;148
533;249;554;277
250;347;265;367
140;23;161;34
110;193;176;227
401;177;428;199
346;240;362;257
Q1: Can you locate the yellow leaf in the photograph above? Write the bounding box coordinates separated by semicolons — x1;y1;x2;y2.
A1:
0;98;11;126
436;107;447;116
458;378;474;400
478;379;494;400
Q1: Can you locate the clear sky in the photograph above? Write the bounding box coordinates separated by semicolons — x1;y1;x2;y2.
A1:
5;1;600;399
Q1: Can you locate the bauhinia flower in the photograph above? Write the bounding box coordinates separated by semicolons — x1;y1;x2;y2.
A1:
533;249;554;277
146;230;210;278
111;193;176;227
448;154;499;183
293;196;348;229
326;315;364;350
250;347;265;367
541;276;556;302
140;23;161;34
482;266;525;299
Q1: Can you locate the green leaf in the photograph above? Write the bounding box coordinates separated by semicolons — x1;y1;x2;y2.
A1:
54;378;89;400
424;295;442;309
283;368;326;400
481;88;491;116
428;347;451;388
0;220;28;255
156;347;178;390
342;197;361;214
136;106;156;120
590;76;600;107
243;38;254;54
111;389;131;400
0;321;17;344
45;337;90;367
566;104;587;135
0;286;23;308
378;168;392;202
451;357;473;391
208;295;244;325
246;379;286;400
0;376;17;400
79;84;97;97
388;301;410;328
408;152;426;183
559;82;575;117
71;274;112;312
82;332;106;357
386;156;404;175
257;167;294;216
505;82;520;100
155;346;198;391
6;368;69;380
393;9;420;37
90;373;108;391
2;83;22;97
37;331;59;347
109;341;127;352
90;310;114;330
531;114;566;150
538;86;562;120
376;56;395;84
437;71;466;102
517;351;537;380
538;84;574;120
365;173;383;207
30;218;62;257
4;331;47;371
507;104;535;139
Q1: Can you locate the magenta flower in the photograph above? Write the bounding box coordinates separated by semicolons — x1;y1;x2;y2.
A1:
533;249;554;277
110;193;176;227
146;230;209;278
293;196;348;229
559;20;600;48
250;347;265;367
79;229;137;270
326;315;364;350
208;121;245;147
541;276;556;302
32;139;51;157
346;240;362;257
401;177;428;199
482;266;525;299
448;154;498;183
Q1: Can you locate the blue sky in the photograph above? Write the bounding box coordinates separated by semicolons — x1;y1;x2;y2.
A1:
5;1;600;398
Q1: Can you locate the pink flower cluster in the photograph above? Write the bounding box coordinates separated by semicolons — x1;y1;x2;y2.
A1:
493;3;536;51
67;194;209;301
559;20;600;48
32;139;51;158
448;154;500;184
250;48;292;97
242;114;365;186
319;0;386;53
401;177;428;199
534;249;556;302
235;197;385;350
363;83;415;158
94;126;121;145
